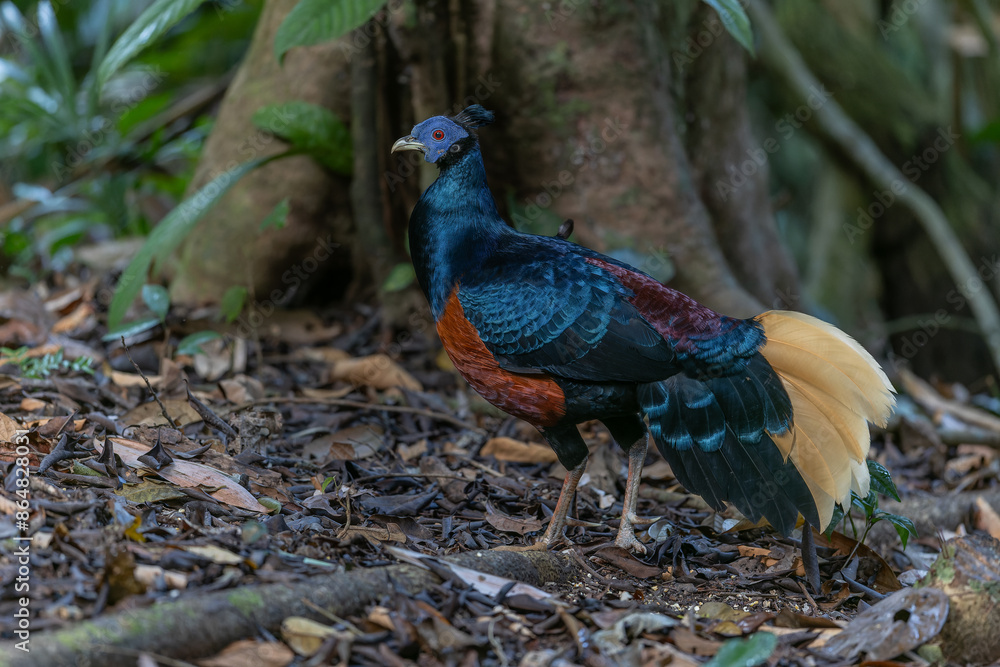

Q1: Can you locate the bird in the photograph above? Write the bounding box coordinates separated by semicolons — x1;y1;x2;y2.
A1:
392;105;895;552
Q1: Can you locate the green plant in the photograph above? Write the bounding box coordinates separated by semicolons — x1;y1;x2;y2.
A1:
0;0;260;279
107;0;373;326
826;460;917;549
701;0;754;55
0;346;95;379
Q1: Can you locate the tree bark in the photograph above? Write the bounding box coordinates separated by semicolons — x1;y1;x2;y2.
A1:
169;0;355;308
175;0;802;323
683;3;800;310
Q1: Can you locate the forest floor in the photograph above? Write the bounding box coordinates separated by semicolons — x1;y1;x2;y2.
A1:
2;265;1000;666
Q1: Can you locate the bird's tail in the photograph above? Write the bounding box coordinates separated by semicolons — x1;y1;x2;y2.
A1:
639;310;895;534
757;310;896;528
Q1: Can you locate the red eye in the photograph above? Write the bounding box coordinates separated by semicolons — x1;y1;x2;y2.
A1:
432;129;445;141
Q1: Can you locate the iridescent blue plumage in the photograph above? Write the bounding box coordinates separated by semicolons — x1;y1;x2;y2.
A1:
397;105;819;544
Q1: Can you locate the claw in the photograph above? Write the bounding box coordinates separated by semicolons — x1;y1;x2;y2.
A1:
614;529;648;554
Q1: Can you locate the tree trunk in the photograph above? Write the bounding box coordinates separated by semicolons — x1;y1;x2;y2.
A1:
169;0;355;308
176;0;803;323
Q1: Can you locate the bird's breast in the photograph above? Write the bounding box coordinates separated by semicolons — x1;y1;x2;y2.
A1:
436;289;566;427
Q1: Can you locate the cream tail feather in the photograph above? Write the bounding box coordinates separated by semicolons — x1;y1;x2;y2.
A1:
758;311;896;528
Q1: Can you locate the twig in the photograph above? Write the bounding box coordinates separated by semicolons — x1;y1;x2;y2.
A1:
237;396;484;433
899;368;1000;433
796;579;820;613
748;0;1000;376
487;617;510;667
938;426;1000;448
567;548;636;592
185;381;237;438
120;337;178;429
49;410;78;438
840;573;886;602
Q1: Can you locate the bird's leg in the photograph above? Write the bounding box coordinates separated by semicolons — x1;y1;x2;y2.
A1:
614;435;660;554
497;457;587;551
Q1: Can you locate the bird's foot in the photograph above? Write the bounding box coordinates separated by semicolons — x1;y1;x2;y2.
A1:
613;528;648;555
613;513;666;554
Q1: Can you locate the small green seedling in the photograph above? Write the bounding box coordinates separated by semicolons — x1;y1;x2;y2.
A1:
0;346;95;379
826;460;916;549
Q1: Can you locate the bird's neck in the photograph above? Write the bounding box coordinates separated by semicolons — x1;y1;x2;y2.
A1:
408;145;509;318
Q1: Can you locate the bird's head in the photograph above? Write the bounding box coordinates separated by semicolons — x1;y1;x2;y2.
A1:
392;105;495;165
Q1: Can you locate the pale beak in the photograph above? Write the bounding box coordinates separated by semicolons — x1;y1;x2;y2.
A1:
391;136;426;154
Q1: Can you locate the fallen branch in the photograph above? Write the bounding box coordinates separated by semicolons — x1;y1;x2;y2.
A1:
747;0;1000;377
898;368;1000;434
0;549;576;667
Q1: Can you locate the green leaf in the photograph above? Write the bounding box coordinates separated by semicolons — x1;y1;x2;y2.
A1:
701;0;754;55
96;0;211;91
705;632;777;667
102;316;161;341
876;511;917;549
37;1;76;111
382;262;415;292
252;101;352;175
177;331;221;356
274;0;387;63
867;459;900;501
971;119;1000;143
108;152;288;330
260;198;290;232
220;286;247;323
142;284;170;322
859;489;879;517
825;503;846;536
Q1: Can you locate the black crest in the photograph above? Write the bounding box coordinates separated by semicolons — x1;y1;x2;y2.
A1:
452;105;495;129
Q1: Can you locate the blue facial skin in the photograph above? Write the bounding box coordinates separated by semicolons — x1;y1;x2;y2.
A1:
408;117;470;163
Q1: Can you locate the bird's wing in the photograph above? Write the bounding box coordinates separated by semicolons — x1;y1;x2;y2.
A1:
456;241;761;383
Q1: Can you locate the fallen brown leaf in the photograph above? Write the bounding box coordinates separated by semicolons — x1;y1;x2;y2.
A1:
593;545;662;579
814;529;902;592
974;497;1000;539
107;437;267;513
0;412;21;442
281;616;338;657
198;640;294;667
484;501;543;535
330;354;422;391
480;437;558;464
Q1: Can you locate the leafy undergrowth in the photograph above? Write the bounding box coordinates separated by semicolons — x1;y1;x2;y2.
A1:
0;272;999;665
